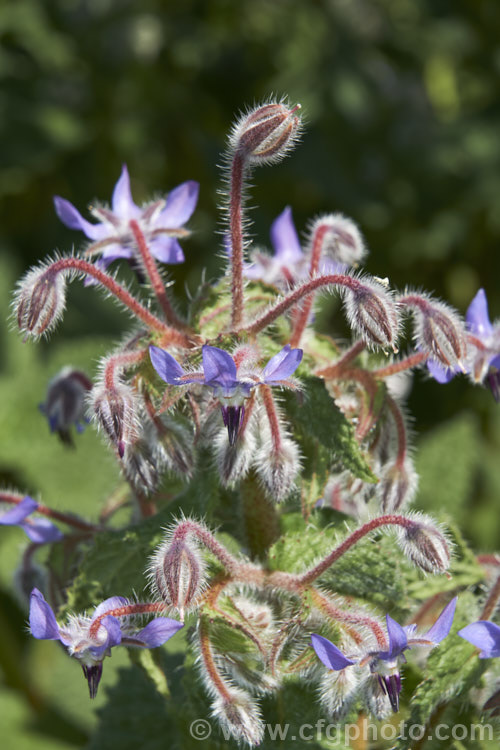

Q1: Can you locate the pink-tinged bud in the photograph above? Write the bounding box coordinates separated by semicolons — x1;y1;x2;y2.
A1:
149;531;206;613
308;213;367;268
15;265;66;339
230;101;302;166
342;276;400;351
91;381;140;457
400;293;468;370
255;432;301;502
211;687;264;746
378;459;418;513
397;513;451;574
122;438;159;494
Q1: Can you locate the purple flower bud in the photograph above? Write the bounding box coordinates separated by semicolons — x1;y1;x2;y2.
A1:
308;213;367;268
401;293;468;370
230;101;302;166
91;381;139;457
397;513;451;574
342;276;400;351
378;459;418;513
39;367;92;445
211;687;264;746
15;265;67;339
150;531;206;614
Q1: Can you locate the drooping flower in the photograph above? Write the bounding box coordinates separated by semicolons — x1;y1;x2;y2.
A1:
0;497;63;544
149;343;302;445
427;289;500;400
458;620;500;658
29;588;183;697
39;367;93;446
54;165;199;272
311;597;457;713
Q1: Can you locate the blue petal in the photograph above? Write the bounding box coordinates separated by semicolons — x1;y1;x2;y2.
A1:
262;345;303;383
427;359;457;384
466;289;493;339
29;588;61;640
131;618;184;648
111;165;140;219
384;615;408;659
311;634;356;670
0;496;38;525
149;346;186;385
90;615;123;658
21;518;64;544
149;236;185;264
458;621;500;658
421;597;457;644
53;196;108;241
202;346;237;387
270;206;302;262
158;181;199;228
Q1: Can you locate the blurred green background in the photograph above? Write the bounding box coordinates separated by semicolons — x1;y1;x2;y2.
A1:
1;0;500;747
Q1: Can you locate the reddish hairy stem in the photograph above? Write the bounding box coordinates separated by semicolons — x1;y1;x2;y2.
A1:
309;588;387;648
89;602;166;638
481;573;500;621
373;351;428;378
129;220;188;331
260;385;282;452
172;520;245;575
289;224;329;347
230;152;246;328
240;273;362;336
0;492;102;533
104;349;147;391
47;257;190;345
199;616;232;700
298;514;414;585
316;341;367;379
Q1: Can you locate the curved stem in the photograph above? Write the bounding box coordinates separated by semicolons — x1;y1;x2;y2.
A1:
240;273;361;335
481;573;500;621
89;602;166;638
309;588;387;648
289;224;329;347
47;257;191;346
298;514;414;586
373;351;428;378
0;491;102;533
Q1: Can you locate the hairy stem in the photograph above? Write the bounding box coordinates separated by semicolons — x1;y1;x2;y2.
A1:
230;152;246;328
0;492;102;533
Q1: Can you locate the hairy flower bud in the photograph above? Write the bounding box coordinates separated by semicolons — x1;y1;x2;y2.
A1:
152;415;194;479
319;665;359;720
309;213;367;268
230;101;302;166
378;459;418;513
211;686;264;746
255;432;301;502
122;438;160;494
397;513;451;574
149;532;205;614
342;276;399;351
91;381;140;458
215;421;257;487
400;293;468;370
15;265;66;339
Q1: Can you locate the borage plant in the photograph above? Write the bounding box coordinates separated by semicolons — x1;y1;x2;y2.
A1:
6;100;500;748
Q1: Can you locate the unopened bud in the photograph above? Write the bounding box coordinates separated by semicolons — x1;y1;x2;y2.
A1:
378;459;418;513
309;213;367;268
211;686;264;746
342;276;399;351
122;438;159;494
319;665;359;720
15;265;66;339
150;528;205;613
255;433;301;502
91;381;140;457
401;293;467;370
154;416;194;479
397;513;451;574
230;101;302;166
